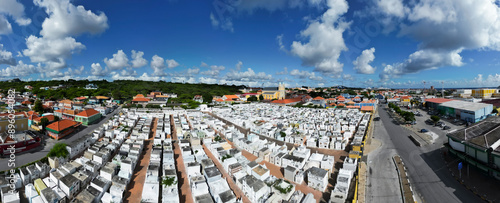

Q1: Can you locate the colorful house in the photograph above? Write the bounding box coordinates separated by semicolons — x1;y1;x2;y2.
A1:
0;112;28;134
31;115;56;131
311;97;326;107
222;95;240;103
46;119;80;140
75;109;101;126
54;109;80;121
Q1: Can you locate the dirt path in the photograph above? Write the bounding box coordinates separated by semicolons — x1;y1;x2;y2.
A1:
123;118;156;202
202;144;251;203
171;115;194;203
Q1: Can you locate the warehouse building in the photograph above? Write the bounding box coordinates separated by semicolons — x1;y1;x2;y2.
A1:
446;116;500;180
425;98;493;123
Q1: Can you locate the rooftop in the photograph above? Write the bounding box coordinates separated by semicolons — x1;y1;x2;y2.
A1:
425;98;454;104
448;116;500;152
308;166;328;178
439;100;492;112
252;165;269;176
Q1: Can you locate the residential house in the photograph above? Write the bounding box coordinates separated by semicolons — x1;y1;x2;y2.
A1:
54;109;80;121
0;112;28;134
75;109;102;126
193;95;203;103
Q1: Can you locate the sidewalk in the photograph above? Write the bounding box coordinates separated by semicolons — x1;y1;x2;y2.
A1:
443;149;500;202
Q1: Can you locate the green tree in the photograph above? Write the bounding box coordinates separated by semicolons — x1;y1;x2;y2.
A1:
214;136;222;142
54;116;59;122
247;96;258;102
492;108;498;115
161;176;177;187
47;143;69;158
34;99;44;115
112;89;122;100
259;95;264;101
431;115;440;124
40;118;49;131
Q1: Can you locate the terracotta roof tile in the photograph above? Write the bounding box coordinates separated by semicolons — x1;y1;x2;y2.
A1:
361;106;374;111
271;98;302;104
132;97;150;102
76;108;100;117
46;119;79;132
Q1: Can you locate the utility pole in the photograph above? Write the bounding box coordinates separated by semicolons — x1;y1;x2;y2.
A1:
441;81;444;98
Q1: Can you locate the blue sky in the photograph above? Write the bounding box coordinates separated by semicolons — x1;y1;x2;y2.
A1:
1;0;500;88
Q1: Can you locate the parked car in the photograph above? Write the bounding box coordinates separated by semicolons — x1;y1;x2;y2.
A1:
436;121;446;127
420;129;429;133
443;126;451;130
374;117;380;121
425;119;434;125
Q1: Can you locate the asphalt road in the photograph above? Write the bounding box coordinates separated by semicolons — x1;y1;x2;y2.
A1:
0;106;122;171
373;105;482;202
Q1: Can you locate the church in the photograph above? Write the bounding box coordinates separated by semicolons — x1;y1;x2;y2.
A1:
261;83;286;100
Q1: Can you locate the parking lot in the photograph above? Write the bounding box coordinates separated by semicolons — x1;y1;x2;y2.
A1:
407;107;465;144
380;104;466;145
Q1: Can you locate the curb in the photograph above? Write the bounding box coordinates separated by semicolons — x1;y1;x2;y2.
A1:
441;150;492;202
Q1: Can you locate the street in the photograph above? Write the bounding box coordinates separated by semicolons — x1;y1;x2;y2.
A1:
367;105;482;202
0;106;122;171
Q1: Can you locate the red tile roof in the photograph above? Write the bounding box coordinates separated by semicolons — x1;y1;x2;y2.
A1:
135;94;145;98
346;106;360;109
46;119;79;132
22;100;32;105
0;112;27;117
361;106;374;111
313;96;325;100
59;99;73;104
425;98;454;104
271;98;302;104
34;115;55;122
132;97;150;102
74;96;87;100
337;103;345;106
224;95;239;100
76;108;100;117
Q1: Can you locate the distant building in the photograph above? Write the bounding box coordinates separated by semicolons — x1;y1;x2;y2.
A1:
85;84;98;90
261;83;286;100
472;89;499;99
193;95;203;103
425;98;493;123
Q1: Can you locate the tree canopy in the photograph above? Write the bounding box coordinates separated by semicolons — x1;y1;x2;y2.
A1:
47;143;69;158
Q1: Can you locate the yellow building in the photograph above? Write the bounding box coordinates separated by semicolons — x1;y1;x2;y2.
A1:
0;112;28;134
261;83;285;100
472;89;498;98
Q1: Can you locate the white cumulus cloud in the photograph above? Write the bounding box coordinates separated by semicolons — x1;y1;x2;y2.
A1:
353;47;376;74
34;0;108;39
131;50;147;68
104;50;129;70
289;0;350;74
